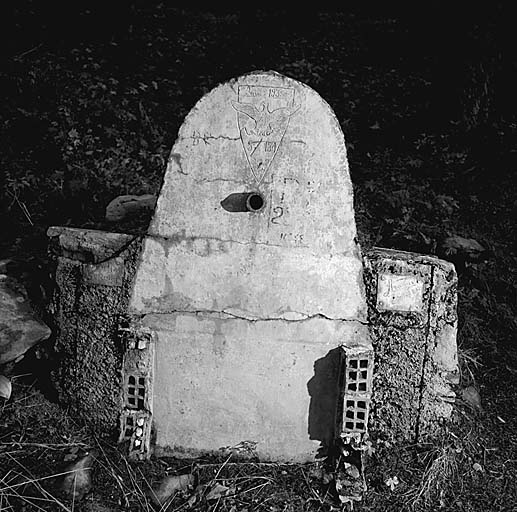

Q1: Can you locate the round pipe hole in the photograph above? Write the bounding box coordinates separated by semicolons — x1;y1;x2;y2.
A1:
246;192;265;212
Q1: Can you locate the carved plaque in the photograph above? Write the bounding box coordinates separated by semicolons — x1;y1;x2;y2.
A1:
232;85;300;185
376;273;424;312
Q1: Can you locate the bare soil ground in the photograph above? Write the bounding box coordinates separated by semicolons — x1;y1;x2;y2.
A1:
1;5;516;511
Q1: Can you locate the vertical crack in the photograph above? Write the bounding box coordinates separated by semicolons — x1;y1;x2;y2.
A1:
415;265;435;441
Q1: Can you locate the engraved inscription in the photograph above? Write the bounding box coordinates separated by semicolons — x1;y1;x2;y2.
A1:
270;206;284;224
232;85;300;185
279;232;304;245
376;274;424;312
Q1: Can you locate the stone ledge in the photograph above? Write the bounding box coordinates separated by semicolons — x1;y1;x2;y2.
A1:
47;226;137;263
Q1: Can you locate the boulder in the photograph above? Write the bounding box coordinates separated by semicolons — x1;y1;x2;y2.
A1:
0;274;51;365
105;194;157;222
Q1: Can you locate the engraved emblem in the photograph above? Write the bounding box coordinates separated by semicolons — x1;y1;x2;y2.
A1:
232;85;300;185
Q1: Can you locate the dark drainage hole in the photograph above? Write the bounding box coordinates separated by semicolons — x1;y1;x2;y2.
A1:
246;193;265;212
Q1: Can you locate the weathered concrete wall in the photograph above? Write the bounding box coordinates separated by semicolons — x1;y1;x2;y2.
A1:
149;314;367;461
46;72;459;462
363;248;458;443
48;227;142;432
128;71;371;461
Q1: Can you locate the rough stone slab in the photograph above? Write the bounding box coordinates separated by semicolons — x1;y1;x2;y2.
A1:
0;276;51;364
145;313;369;462
48;226;135;264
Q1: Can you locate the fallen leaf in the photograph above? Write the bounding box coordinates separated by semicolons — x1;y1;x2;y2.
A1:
407;157;423;168
149;473;194;507
461;386;482;411
472;462;483;472
206;483;230;501
63;447;81;461
345;464;361;479
0;375;11;400
435;194;459;215
186;494;197;507
362;440;375;456
307;465;324;480
385;476;399;491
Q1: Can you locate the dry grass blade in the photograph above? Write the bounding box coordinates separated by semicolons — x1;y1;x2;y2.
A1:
458;344;483;386
0;442;89;450
0;473;72;512
120;454;154;511
301;467;324;505
2;453;73;512
94;441;133;508
403;447;459;509
212;453;233;481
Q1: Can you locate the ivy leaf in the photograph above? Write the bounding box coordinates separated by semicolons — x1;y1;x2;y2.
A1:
385;476;399;491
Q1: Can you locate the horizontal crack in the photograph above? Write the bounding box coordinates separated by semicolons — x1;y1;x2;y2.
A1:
148;233;284;249
192;177;247;184
184;134;240;144
139;308;368;325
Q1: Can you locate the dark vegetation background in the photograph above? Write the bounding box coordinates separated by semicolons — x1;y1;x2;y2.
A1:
0;3;516;511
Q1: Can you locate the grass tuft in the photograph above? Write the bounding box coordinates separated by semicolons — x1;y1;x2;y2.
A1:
403;446;459;510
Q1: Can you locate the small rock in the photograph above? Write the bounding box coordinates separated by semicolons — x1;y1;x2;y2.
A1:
345;464;361;480
461;385;482;410
149;473;194;507
0;375;12;399
59;451;96;502
438;236;487;266
105;194;157;222
206;483;230;501
0;276;51;365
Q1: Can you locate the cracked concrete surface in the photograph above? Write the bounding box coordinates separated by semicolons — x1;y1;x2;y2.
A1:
127;71;371;461
135;307;369;324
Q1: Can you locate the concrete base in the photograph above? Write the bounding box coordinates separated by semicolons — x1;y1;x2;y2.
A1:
146;313;369;462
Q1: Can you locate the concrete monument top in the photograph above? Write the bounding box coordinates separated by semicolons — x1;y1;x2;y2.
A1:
130;71;366;322
124;71;371;461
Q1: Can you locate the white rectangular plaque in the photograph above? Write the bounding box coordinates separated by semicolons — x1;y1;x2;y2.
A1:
376;273;424;312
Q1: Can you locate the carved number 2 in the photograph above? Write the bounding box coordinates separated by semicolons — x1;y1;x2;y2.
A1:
271;206;284;224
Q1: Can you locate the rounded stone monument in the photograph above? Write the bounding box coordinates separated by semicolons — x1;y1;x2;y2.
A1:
128;71;372;461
